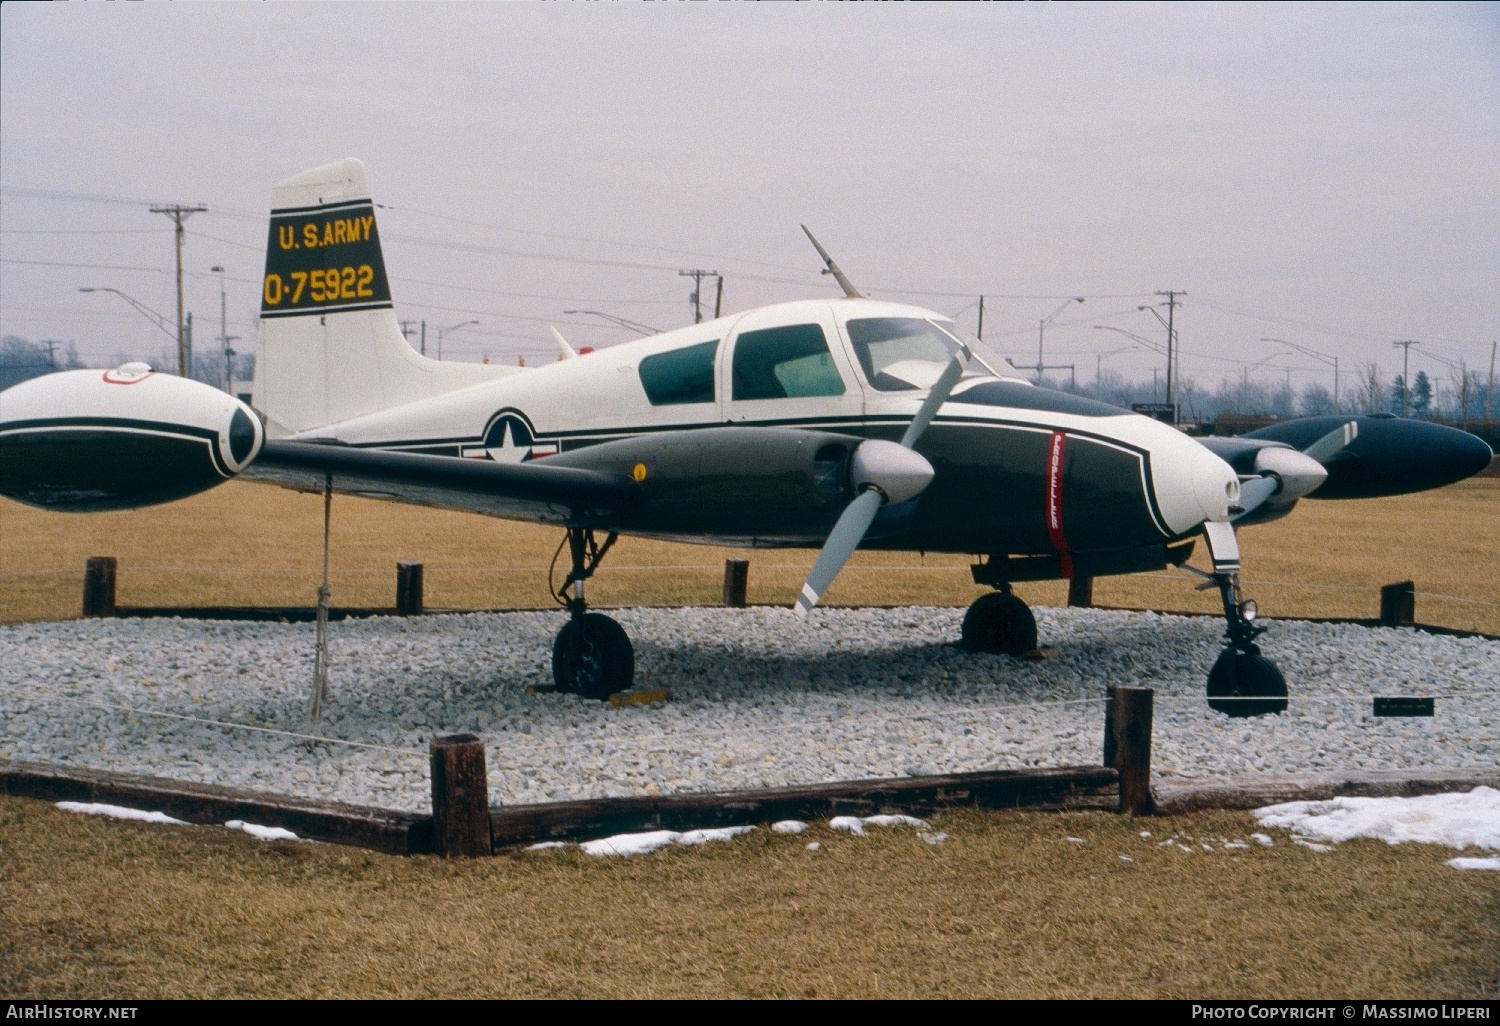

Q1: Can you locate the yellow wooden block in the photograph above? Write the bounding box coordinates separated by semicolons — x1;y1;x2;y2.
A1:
1023;646;1062;662
609;687;673;708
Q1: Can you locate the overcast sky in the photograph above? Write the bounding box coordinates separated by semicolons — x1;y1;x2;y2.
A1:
2;2;1496;396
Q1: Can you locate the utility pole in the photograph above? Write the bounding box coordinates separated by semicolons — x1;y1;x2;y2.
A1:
714;275;724;319
42;340;58;370
679;270;721;324
400;320;419;350
977;295;985;341
150;203;207;376
420;321;427;358
1392;340;1420;416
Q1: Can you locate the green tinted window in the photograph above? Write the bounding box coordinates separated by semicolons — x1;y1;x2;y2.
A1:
732;323;845;400
638;339;718;406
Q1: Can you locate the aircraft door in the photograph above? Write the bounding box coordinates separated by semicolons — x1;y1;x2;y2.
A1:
721;305;864;429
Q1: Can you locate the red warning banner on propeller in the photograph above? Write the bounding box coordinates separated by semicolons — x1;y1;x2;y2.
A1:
1046;430;1074;580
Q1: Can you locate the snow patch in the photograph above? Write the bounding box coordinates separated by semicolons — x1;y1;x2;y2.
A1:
225;820;301;842
579;826;753;857
1446;856;1500;871
1255;787;1500;852
829;814;931;837
525;841;569;852
57;802;186;825
771;820;808;835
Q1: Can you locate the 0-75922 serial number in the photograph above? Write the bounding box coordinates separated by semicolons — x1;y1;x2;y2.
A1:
263;266;375;306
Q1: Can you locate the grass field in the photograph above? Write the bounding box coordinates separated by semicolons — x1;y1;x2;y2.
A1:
2;797;1496;999
2;476;1497;633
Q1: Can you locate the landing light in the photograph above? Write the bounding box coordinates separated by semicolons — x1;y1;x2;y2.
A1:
1239;600;1258;622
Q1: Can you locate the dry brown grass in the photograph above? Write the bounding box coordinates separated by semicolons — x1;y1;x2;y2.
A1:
2;477;1497;632
2;795;1495;999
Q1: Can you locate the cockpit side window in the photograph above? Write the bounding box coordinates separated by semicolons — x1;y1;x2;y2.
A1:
639;339;718;406
731;323;846;400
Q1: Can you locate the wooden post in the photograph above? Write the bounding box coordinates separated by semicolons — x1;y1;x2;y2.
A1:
429;733;491;857
1107;686;1154;815
723;559;749;608
396;561;424;616
1067;575;1093;608
1380;581;1415;626
81;557;117;617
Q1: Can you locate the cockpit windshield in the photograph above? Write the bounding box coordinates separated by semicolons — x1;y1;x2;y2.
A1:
845;317;1022;391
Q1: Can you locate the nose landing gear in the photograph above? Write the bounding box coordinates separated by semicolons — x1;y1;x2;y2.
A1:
1199;522;1287;717
551;527;634;700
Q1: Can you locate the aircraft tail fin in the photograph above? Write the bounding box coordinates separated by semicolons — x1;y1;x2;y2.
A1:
252;159;511;437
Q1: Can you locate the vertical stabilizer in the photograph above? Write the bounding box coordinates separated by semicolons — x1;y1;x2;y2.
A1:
252;159;508;437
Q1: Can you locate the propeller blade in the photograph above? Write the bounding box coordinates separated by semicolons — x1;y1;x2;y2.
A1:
1231;476;1281;520
1302;420;1358;464
793;488;883;617
899;348;970;449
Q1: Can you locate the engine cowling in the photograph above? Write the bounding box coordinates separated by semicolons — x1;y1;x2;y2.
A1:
0;364;263;512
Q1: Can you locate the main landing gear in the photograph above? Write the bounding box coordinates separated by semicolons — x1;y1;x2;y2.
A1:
961;585;1038;656
1199;522;1287;717
551;527;634;700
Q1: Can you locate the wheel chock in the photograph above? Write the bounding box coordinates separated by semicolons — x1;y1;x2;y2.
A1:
1023;646;1062;662
609;687;673;708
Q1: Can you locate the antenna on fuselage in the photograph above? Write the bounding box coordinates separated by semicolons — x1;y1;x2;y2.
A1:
800;225;863;299
549;325;579;361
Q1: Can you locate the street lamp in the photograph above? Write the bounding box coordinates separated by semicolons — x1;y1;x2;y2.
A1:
436;320;479;361
1094;345;1136;391
79;287;178;372
1136;303;1180;408
1093;324;1165;354
210;266;240;394
1035;297;1084;384
1241;351;1288;412
1261;338;1338;413
563;310;661;337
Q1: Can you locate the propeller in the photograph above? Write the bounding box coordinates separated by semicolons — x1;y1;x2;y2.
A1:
1231;420;1355;521
793;336;970;616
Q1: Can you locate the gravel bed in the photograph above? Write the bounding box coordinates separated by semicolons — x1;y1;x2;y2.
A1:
1;607;1496;813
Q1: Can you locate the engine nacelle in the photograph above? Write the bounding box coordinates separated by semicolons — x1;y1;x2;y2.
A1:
0;365;263;512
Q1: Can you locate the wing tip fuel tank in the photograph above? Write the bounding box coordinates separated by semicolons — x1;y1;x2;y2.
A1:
0;368;263;512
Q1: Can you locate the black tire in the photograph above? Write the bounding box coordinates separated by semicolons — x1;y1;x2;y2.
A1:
552;613;635;700
1207;648;1288;717
961;591;1038;656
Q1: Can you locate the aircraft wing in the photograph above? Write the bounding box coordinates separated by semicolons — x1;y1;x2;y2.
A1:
243;440;642;523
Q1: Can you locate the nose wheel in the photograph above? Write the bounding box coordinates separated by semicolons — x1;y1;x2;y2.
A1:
550;528;635;700
961;587;1038;656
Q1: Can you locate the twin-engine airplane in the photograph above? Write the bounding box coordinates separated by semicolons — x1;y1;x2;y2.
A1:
1;160;1491;716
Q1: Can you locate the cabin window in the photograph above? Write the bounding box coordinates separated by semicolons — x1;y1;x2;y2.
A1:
846;317;966;391
731;323;845;400
639;340;718;406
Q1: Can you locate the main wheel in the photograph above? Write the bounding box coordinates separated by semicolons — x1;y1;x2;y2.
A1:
1207;648;1288;717
961;591;1038;656
552;613;635;700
